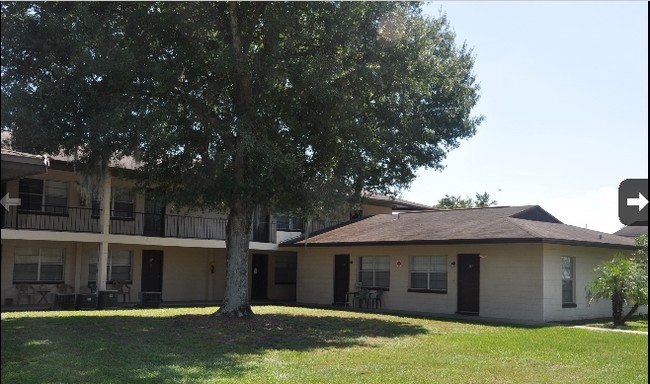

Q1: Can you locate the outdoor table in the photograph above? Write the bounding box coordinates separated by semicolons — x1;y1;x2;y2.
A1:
36;289;50;304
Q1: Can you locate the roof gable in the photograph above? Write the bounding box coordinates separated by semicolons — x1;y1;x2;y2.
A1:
509;205;562;223
613;226;647;237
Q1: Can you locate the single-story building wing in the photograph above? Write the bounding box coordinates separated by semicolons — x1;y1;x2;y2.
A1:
281;205;641;323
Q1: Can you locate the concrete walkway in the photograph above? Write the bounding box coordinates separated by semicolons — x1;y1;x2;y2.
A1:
570;325;648;335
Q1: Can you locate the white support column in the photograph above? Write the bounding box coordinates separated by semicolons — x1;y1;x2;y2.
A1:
74;242;83;292
97;172;111;291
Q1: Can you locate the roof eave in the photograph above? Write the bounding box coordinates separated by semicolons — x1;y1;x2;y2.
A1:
280;237;635;249
1;152;48;181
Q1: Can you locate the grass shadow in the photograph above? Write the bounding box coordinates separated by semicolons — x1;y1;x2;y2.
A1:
171;312;428;350
1;310;428;383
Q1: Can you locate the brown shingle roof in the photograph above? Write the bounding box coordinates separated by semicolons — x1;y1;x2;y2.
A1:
2;148;49;181
613;226;648;237
362;193;435;211
284;205;636;248
1;148;45;159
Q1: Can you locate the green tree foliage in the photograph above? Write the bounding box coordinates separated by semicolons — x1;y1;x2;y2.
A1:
585;249;648;326
436;192;496;209
474;192;497;207
1;2;150;198
633;233;648;280
633;234;648;262
2;2;482;316
436;195;473;209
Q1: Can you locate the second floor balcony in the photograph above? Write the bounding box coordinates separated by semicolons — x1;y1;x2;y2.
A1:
1;206;278;243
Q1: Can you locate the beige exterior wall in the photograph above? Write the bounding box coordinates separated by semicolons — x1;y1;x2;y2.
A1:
295;242;641;322
296;243;546;321
150;246;215;302
541;244;645;321
1;238;297;305
296;247;337;305
359;204;392;216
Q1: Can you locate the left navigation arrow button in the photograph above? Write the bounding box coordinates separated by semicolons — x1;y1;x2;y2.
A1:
1;193;21;211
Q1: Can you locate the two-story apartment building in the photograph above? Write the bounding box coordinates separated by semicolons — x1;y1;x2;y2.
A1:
1;147;430;308
3;147;644;323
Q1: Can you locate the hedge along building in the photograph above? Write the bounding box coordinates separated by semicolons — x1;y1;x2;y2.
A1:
281;206;642;322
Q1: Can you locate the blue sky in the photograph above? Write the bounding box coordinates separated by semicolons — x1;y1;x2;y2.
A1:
401;1;648;233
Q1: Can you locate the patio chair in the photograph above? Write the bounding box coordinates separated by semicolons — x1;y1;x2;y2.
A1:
356;288;371;308
16;284;35;305
112;280;131;303
372;289;384;309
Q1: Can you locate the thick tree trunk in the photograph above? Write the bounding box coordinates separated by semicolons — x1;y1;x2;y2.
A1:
212;2;257;318
622;303;640;325
611;293;625;326
214;200;254;317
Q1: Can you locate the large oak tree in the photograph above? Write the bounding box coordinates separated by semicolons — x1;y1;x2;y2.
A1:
2;2;482;317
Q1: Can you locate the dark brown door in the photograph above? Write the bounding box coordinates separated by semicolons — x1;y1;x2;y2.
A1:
143;193;165;237
457;254;480;314
333;254;350;306
141;250;163;292
251;254;268;299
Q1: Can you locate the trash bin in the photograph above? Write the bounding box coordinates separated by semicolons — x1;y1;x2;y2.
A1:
97;290;118;309
139;292;162;308
76;293;97;310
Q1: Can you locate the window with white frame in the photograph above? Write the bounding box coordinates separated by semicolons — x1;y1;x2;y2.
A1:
92;187;135;219
13;247;65;282
19;178;69;214
274;254;297;284
89;250;133;282
358;256;390;289
561;256;575;306
410;255;448;292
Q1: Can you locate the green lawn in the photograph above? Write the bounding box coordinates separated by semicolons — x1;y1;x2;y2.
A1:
1;306;647;383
